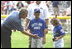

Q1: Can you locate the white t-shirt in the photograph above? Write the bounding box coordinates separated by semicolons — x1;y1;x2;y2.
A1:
27;2;50;20
66;6;71;15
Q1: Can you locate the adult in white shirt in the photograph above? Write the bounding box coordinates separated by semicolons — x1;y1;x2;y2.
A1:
66;6;71;16
27;1;49;20
26;1;50;28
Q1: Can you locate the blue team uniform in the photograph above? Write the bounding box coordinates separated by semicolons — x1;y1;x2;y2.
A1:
53;24;65;37
53;24;65;48
28;18;47;37
29;8;47;48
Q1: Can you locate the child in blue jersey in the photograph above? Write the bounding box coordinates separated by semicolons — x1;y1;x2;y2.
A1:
28;9;47;48
50;18;65;48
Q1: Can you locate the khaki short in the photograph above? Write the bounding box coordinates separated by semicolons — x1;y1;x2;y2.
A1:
31;37;43;48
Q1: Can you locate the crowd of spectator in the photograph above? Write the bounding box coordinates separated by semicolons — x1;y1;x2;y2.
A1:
1;1;71;16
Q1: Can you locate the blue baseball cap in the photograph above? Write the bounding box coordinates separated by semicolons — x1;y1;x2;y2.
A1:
34;9;40;13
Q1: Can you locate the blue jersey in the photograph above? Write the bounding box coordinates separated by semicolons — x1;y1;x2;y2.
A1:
53;25;65;37
28;18;47;37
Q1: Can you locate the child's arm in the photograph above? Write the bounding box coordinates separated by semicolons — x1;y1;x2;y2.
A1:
43;32;46;44
43;28;48;44
54;34;65;41
54;27;65;41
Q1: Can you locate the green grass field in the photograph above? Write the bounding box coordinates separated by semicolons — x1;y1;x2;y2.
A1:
11;31;71;48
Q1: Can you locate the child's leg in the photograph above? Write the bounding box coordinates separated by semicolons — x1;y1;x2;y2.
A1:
59;38;64;48
31;38;36;48
37;38;43;48
53;38;64;48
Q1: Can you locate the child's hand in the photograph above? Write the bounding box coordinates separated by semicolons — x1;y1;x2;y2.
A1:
52;37;59;41
32;34;40;39
53;37;59;41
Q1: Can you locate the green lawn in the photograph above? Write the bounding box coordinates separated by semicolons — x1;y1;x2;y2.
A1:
11;31;71;48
